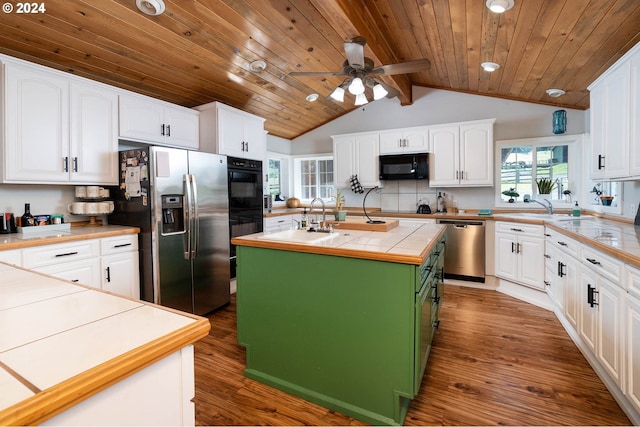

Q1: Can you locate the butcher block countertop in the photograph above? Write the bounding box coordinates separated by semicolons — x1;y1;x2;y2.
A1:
0;224;140;250
232;222;446;265
0;263;209;425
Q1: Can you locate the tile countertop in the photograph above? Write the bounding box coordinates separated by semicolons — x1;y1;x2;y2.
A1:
0;224;140;250
232;222;446;265
0;262;210;425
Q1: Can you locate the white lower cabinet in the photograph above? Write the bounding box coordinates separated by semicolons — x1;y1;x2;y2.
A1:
578;266;599;354
264;214;301;233
597;276;625;389
18;234;139;299
495;222;544;290
626;293;640;414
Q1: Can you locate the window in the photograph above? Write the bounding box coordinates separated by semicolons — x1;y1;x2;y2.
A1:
267;158;281;199
496;135;580;207
294;156;334;200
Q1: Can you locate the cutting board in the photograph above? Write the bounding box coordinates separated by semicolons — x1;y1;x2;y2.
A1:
327;217;399;232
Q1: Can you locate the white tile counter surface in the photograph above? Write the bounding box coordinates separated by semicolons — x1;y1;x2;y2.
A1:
232;222;446;265
0;224;139;250
0;262;210;425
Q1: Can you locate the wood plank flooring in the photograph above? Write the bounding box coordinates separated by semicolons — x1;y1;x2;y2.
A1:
193;285;631;425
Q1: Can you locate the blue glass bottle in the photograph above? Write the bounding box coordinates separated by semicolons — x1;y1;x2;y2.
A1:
553;109;566;134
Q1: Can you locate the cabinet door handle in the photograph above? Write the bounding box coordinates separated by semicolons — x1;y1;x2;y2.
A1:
63;157;69;172
558;262;566;277
114;243;132;248
587;284;599;307
544;280;551;286
161;124;165;136
516;243;521;254
166;124;171;137
598;154;605;170
72;157;78;173
245;141;249;152
456;170;459;179
241;141;245;151
511;242;515;253
55;251;78;257
106;266;111;283
586;257;601;265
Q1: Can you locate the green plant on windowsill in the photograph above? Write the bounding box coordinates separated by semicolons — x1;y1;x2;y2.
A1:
536;177;557;195
502;188;519;203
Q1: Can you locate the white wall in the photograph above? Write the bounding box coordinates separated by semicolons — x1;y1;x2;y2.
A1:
0;184;83;223
270;86;587;212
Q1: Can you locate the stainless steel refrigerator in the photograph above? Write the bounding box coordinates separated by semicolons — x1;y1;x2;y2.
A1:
109;143;230;315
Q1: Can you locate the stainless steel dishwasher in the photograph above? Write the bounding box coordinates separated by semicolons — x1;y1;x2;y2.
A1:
436;219;485;282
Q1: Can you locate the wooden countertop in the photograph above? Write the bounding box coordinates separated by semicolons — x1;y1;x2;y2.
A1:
232;222;446;265
0;263;209;425
0;224;140;250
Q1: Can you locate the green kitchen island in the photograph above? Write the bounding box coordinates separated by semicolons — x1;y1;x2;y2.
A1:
231;221;446;425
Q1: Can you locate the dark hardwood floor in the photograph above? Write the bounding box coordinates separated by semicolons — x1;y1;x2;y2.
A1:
193;284;631;426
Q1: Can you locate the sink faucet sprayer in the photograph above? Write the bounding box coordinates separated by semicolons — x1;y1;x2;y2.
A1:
524;197;553;214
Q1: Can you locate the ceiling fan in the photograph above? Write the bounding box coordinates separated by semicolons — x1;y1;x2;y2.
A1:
289;36;430;105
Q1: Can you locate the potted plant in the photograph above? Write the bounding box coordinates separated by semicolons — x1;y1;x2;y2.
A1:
333;190;347;221
502;188;519;203
536;177;557;195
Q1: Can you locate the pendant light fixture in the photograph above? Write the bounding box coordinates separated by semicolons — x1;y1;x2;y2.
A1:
546;88;567;134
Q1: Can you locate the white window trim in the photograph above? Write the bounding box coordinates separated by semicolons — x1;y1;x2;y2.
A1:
266;151;292;207
292;153;334;203
495;134;583;209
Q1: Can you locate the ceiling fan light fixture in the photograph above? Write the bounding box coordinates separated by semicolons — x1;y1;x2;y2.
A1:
373;83;388;100
481;62;500;72
329;87;345;102
348;77;365;95
354;93;368;106
486;0;514;13
546;88;566;98
136;0;165;15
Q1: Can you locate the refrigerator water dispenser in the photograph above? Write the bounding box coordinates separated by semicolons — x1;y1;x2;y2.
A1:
161;195;185;234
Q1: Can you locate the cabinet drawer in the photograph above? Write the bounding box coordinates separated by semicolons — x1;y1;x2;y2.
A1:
626;264;640;299
496;221;544;237
581;245;623;286
23;239;100;268
101;235;138;255
545;229;580;258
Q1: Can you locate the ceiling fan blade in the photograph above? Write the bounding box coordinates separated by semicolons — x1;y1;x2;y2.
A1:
344;37;366;70
289;71;345;76
372;59;430;75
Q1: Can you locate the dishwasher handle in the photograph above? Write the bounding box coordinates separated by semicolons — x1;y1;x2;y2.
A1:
436;220;485;226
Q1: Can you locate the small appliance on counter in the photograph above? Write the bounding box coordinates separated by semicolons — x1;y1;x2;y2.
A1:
417;204;431;214
0;213;16;233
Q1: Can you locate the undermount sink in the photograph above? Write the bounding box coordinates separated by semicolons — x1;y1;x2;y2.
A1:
501;213;590;221
258;229;340;244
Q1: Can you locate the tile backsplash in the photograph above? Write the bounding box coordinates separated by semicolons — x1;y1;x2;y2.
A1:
379;180;437;212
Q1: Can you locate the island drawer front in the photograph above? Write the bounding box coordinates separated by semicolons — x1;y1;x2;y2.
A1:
496;221;544;237
100;235;138;255
23;239;100;268
545;228;580;258
581;245;623;285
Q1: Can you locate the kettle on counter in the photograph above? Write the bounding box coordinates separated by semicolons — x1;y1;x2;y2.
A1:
417;204;431;214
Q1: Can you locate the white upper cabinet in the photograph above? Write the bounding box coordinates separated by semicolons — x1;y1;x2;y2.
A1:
69;81;119;184
196;101;266;161
379;126;430;155
332;132;380;189
2;59;117;184
589;41;640;179
119;93;199;149
429;119;494;187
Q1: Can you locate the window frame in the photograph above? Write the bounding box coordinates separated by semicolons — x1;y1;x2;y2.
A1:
266;152;292;206
293;154;334;203
495;134;582;209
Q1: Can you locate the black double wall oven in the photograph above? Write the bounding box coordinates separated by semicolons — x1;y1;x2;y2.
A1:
227;156;263;278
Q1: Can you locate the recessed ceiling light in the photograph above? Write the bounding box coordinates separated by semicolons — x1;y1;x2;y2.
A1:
481;62;500;72
136;0;165;16
546;88;566;98
306;93;319;102
249;60;267;72
486;0;514;13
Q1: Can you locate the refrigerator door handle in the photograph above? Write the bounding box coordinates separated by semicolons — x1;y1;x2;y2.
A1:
183;174;192;260
191;173;199;259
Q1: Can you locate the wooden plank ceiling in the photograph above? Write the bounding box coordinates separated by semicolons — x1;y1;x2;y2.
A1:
0;0;639;140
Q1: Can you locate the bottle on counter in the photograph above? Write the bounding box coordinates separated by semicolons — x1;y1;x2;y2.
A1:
437;192;444;213
301;208;308;229
21;203;35;227
573;201;581;217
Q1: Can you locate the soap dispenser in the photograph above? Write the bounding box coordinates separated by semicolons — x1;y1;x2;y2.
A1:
572;201;581;217
301;208;308;229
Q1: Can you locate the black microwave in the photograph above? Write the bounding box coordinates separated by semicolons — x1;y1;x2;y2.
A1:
379;153;429;180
